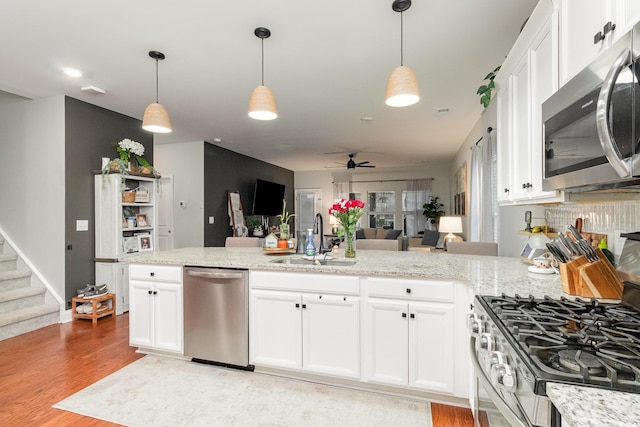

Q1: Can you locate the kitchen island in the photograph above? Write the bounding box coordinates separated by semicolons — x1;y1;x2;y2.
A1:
125;246;564;297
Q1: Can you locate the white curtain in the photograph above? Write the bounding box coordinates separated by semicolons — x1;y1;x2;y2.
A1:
403;179;433;237
469;128;496;242
333;181;349;201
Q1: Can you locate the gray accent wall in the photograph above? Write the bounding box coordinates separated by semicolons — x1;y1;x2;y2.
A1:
204;144;294;247
64;97;152;308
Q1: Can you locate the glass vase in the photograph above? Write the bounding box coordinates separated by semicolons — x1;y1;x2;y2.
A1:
280;223;289;240
344;224;356;258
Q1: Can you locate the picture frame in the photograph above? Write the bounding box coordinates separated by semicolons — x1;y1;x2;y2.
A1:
135;214;148;227
137;234;153;252
123;236;138;254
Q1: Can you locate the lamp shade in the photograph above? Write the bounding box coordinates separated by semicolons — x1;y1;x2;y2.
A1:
528;233;551;250
248;85;278;120
142;102;172;133
385;65;420;107
439;216;463;233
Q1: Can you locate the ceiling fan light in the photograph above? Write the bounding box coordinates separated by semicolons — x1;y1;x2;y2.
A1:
248;85;278;120
385;65;420;107
142;102;172;133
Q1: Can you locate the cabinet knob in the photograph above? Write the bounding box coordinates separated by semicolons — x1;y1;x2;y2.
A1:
295;303;300;308
402;313;407;318
149;272;155;277
302;304;307;309
153;291;157;295
410;313;415;319
319;295;322;299
594;31;605;44
504;188;509;193
148;290;152;295
406;288;411;294
603;21;616;35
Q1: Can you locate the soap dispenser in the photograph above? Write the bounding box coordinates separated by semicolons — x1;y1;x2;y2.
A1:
305;229;316;256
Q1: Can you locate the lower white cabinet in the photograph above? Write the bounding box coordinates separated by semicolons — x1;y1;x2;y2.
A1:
250;289;360;379
129;264;183;354
249;271;360;379
365;299;455;394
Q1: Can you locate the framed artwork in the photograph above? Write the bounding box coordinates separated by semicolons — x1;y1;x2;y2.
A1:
454;162;467;216
123;236;138;254
135;214;148;227
137;234;153;252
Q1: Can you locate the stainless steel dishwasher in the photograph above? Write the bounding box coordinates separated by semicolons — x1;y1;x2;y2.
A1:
183;266;253;370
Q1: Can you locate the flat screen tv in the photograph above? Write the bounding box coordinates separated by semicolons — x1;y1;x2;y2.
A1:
252;179;285;216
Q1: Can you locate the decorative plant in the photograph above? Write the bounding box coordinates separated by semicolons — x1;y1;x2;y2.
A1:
476;66;501;108
329;198;366;258
245;216;263;231
422;196;445;225
276;199;295;226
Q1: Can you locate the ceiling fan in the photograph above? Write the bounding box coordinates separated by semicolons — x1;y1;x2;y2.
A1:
325;153;376;169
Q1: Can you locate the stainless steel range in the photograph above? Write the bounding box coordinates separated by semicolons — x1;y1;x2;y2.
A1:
469;233;640;427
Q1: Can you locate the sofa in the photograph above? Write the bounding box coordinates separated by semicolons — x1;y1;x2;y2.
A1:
355;228;404;251
406;229;447;252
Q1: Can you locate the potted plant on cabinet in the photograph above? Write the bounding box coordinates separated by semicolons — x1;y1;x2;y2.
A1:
246;216;264;237
276;199;295;240
422;196;445;230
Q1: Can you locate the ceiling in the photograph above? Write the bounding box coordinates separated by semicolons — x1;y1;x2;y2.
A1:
0;0;537;172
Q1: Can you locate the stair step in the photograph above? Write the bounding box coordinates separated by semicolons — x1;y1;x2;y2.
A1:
0;304;59;341
0;254;18;273
0;270;32;292
0;286;46;314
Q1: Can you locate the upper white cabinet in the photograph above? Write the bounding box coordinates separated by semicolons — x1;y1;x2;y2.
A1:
95;173;158;259
559;0;640;85
495;2;563;204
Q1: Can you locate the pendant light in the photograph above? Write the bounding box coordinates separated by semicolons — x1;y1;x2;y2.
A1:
385;0;420;107
248;27;278;120
142;50;172;133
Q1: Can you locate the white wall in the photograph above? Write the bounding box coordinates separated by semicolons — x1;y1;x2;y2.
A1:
295;164;451;233
154;141;204;248
0;96;66;297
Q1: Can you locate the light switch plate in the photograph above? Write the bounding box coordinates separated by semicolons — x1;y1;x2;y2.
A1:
76;220;89;231
209;216;215;224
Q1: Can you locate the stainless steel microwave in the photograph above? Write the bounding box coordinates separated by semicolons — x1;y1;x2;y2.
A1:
542;24;640;192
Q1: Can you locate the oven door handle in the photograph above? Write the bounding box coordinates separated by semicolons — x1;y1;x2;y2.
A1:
470;337;531;427
596;47;631;178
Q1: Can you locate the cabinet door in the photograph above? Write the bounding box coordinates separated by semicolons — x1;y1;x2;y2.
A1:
620;1;640;31
249;290;302;369
408;302;455;393
364;299;408;386
528;13;559;200
302;294;360;379
129;280;153;348
153;282;183;353
496;83;512;203
560;0;613;84
510;54;531;200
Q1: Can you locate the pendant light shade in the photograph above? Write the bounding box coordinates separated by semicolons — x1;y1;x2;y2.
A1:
386;0;420;107
249;27;278;120
142;51;172;133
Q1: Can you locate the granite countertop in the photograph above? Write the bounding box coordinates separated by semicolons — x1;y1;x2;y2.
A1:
547;383;640;427
124;247;565;298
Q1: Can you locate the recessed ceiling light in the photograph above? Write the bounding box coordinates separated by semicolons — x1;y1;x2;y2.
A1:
81;85;106;94
63;68;83;78
361;117;373;122
213;138;222;143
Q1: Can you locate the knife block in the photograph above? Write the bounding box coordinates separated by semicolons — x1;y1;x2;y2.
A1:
559;251;623;299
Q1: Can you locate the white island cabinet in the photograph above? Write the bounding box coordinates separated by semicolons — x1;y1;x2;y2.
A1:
129;264;183;355
249;271;360;379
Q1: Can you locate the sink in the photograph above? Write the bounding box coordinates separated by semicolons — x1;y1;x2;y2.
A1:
270;258;356;267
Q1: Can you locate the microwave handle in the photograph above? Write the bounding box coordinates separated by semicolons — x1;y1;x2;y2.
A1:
596;48;631;177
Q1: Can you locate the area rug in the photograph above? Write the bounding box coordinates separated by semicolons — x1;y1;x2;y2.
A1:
54;356;432;426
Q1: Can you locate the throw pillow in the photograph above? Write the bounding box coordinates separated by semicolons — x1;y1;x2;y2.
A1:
421;229;440;247
356;229;366;240
385;229;402;240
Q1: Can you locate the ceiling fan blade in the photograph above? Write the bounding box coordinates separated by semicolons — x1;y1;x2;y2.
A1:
356;161;370;166
323;165;346;169
357;165;376;168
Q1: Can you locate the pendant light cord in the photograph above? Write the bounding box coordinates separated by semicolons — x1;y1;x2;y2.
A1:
155;58;159;103
261;37;265;86
400;10;404;66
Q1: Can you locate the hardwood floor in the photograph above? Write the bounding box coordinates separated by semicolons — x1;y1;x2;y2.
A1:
0;313;478;426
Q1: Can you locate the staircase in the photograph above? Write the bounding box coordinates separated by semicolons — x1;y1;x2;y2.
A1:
0;235;59;341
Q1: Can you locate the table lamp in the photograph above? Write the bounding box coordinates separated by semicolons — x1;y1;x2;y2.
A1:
329;216;339;234
439;216;463;250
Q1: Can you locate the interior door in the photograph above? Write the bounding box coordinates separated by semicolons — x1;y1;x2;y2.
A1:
158;176;174;251
295;189;321;238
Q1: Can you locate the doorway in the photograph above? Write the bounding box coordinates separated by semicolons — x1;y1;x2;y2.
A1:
295;189;321;238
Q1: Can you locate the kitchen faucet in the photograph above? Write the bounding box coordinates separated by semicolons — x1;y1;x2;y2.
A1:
314;213;330;254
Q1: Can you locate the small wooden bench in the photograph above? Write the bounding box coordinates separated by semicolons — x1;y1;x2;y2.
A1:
71;293;116;325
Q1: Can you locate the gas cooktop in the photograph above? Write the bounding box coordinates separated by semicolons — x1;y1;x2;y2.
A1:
478;294;640;393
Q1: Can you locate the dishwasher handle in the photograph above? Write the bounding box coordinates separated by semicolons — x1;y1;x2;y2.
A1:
185;269;245;280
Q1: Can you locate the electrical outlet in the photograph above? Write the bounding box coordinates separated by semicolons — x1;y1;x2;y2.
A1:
66;299;71;309
76;219;88;231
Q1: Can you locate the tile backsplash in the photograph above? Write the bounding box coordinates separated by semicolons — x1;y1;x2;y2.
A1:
545;201;640;236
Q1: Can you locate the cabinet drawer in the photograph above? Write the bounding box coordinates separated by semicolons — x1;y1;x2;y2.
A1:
250;271;359;295
129;264;182;283
365;277;454;302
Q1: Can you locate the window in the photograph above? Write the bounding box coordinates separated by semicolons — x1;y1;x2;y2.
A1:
368;191;395;229
402;190;428;237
